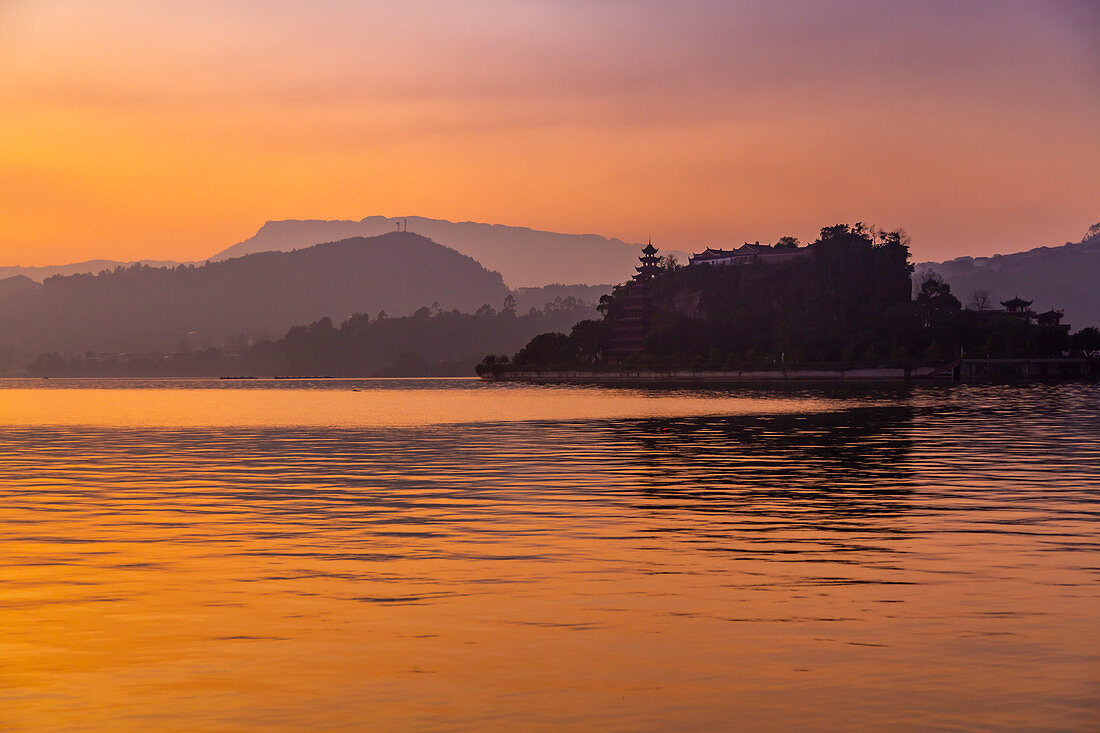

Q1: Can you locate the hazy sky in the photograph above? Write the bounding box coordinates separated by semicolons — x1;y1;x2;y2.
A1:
1;0;1097;265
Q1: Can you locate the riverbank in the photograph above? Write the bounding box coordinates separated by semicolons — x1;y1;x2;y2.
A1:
482;358;1096;384
482;364;950;384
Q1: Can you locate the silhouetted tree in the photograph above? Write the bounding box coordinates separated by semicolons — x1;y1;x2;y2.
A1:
513;332;573;367
1028;325;1070;356
916;273;961;328
1070;327;1100;356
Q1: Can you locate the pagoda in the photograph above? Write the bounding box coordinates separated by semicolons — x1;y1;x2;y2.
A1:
605;243;662;359
635;242;662;281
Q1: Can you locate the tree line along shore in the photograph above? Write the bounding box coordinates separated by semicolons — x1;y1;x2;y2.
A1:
27;298;593;378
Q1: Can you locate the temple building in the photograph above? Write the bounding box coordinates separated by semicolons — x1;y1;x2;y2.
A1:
977;296;1069;329
604;243;662;358
1036;309;1066;327
689;242;810;267
636;243;662;279
1001;296;1033;316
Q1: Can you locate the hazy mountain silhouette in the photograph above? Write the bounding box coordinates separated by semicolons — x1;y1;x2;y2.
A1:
0;232;509;359
0;259;178;282
27;299;596;378
511;283;610;313
211;216;685;287
916;223;1100;327
0;275;40;302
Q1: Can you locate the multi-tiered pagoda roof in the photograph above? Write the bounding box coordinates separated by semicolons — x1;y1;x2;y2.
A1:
635;241;662;280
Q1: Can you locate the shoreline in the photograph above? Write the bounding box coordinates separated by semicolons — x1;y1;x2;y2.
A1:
483;366;946;384
482;358;1096;384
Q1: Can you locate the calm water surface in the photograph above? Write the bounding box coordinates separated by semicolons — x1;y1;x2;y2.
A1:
0;379;1098;731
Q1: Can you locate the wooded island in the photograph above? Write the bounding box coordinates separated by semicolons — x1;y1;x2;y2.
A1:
479;223;1099;381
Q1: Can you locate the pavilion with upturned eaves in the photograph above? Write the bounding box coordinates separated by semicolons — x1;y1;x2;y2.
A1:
1036;309;1065;326
980;295;1068;328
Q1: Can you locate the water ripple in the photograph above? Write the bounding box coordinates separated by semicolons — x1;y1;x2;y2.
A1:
0;381;1098;730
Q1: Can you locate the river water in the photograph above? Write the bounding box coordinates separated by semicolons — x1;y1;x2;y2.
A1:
1;379;1097;731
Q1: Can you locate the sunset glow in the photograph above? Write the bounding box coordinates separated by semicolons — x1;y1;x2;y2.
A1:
2;0;1097;264
5;4;1100;731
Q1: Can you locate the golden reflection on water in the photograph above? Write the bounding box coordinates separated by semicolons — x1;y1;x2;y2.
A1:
0;380;844;427
1;380;1098;731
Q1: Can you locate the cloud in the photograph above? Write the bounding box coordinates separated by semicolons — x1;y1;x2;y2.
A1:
0;0;1096;263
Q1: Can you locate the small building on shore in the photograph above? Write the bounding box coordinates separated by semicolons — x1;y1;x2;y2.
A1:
971;296;1069;330
1001;296;1033;319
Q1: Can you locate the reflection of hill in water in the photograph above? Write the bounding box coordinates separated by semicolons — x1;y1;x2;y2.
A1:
611;406;915;520
0;402;919;565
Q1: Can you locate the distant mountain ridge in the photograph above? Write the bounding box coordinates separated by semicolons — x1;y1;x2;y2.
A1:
916;223;1100;328
212;216;683;288
3;217;681;289
0;259;178;282
5;217;1096;366
0;232;509;361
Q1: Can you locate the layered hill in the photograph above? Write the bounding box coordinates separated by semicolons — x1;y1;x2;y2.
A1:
28;302;596;378
3;217;679;290
0;259;178;282
0;232;509;359
916;224;1100;328
510;283;611;313
0;275;40;301
211;216;674;287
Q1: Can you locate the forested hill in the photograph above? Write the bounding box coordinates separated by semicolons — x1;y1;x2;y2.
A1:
511;283;611;313
0;259;179;282
0;275;39;301
0;232;509;361
211;216;678;287
916;223;1100;327
27;301;595;378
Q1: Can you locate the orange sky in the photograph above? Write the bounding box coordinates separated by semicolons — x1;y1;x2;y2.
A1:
1;0;1097;265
